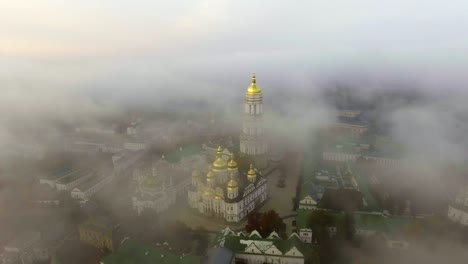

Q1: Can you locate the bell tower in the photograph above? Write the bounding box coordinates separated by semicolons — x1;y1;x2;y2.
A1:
239;74;268;168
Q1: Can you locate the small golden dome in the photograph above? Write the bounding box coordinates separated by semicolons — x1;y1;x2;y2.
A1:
227;179;238;189
227;171;238;190
216;145;223;153
214;193;222;200
206;170;215;183
246;74;262;95
247;163;256;180
227;154;238;170
212;146;227;171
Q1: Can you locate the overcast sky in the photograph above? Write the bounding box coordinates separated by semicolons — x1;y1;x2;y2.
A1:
2;0;468;102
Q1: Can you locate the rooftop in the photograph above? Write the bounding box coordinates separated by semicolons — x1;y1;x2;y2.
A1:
56;170;92;184
165;144;203;163
218;230;305;258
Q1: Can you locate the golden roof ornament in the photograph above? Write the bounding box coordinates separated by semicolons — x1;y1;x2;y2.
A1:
227;153;238;169
206;169;215;184
212;146;227;171
247;163;256;180
246;73;262;95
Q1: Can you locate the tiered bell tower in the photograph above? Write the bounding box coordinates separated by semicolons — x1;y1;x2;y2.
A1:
239;74;268;169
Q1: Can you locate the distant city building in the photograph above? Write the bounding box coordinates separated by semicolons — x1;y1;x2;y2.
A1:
70;173;114;201
215;228;306;264
112;150;145;174
239;74;268;169
54;170;94;191
187;146;267;222
1;231;49;264
132;158;191;215
448;185;468;226
332;110;368;139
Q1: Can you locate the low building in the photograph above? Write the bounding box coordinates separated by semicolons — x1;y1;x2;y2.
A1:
1;231;46;264
38;168;75;188
78;216;119;251
112;150;145;175
298;229;313;244
448;185;468;226
215;228;306;264
331;110;368;139
29;185;60;206
71;174;114;201
55;170;93;191
298;196;317;210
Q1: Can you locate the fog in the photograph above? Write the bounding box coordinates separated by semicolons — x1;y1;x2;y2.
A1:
1;1;468;263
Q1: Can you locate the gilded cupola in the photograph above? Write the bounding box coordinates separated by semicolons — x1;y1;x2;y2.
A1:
247;163;257;182
246;74;262;95
212;146;227;172
227;153;238;170
206;169;215;184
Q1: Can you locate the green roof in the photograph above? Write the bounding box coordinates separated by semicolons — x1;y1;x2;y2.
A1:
165;144;202;163
353;213;388;233
385;216;414;239
101;239;201;264
220;232;305;258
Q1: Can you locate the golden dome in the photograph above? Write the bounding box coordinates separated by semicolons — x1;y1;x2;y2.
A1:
227;154;238;170
212;146;227;171
214;193;223;200
206;170;215;183
246;74;262;95
247;163;256;180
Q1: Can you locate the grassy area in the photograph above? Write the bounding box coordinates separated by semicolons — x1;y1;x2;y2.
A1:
347;162;381;212
101;239;201;264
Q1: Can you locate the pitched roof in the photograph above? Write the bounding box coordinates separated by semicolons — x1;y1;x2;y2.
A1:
218;230;305;258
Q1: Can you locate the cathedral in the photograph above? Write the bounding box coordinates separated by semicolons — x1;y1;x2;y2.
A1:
187;147;267;222
187;75;269;222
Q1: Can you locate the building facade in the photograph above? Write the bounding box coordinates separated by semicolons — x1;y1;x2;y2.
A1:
448;185;468;226
239;74;268;169
78;217;117;251
187;146;268;222
132;159;191;215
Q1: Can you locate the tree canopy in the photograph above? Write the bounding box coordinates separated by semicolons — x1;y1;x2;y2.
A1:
245;210;286;238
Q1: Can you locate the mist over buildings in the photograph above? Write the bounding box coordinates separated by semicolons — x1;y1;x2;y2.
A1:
1;1;468;263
